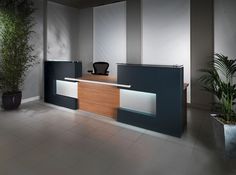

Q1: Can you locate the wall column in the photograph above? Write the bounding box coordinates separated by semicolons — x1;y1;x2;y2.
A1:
190;0;214;108
126;0;142;64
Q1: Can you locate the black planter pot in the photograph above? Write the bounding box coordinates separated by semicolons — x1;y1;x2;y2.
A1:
2;91;22;110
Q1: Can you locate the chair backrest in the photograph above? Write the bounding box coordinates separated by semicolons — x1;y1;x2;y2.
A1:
93;62;109;75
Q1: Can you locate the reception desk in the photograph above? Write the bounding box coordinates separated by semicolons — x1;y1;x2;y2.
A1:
64;64;186;137
45;62;187;137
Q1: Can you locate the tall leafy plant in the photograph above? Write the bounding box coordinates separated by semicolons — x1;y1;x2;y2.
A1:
0;0;38;93
199;54;236;123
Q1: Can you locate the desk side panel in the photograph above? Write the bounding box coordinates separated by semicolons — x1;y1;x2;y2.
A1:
44;61;82;109
117;65;184;137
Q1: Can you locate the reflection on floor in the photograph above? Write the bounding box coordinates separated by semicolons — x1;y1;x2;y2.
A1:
0;101;235;175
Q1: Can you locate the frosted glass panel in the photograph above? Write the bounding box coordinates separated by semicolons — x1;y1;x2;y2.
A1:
56;80;78;99
120;89;156;115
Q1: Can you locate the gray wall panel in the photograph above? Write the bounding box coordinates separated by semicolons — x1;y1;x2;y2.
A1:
78;8;94;74
214;0;236;58
127;0;142;64
47;1;79;61
22;0;45;99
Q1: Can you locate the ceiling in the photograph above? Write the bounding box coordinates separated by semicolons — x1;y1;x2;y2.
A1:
49;0;126;9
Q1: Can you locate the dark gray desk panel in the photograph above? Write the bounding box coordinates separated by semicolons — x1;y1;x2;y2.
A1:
117;64;184;137
44;61;82;109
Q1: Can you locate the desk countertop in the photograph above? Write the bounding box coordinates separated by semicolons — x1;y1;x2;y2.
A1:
117;63;183;69
65;74;131;88
78;74;117;83
65;74;189;90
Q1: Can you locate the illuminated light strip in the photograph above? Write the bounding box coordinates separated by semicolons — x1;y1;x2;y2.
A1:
65;77;131;88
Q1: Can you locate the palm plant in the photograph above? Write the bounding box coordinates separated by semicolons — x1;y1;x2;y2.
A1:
199;54;236;123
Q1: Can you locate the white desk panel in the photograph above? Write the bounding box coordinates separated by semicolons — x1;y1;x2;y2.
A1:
120;89;156;115
56;80;78;99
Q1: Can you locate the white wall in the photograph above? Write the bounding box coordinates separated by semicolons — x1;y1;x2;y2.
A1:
142;0;191;102
93;2;127;76
47;2;79;61
214;0;236;59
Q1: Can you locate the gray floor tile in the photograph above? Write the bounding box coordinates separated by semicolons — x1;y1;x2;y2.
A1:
0;101;235;175
67;153;112;175
186;148;233;175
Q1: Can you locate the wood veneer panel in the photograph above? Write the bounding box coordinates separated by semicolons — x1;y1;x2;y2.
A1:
79;101;117;118
78;82;120;118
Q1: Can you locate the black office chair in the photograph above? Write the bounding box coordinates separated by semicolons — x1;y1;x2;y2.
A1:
88;62;109;75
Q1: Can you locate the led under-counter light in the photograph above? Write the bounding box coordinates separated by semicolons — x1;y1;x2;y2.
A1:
120;89;156;115
65;77;131;88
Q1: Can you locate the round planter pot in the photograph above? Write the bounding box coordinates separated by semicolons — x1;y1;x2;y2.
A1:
2;91;22;110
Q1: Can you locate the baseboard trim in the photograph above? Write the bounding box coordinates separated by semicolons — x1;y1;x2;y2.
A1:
43;102;78;113
22;96;40;104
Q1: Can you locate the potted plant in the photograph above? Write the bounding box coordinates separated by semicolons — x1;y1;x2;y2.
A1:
0;0;38;110
199;53;236;158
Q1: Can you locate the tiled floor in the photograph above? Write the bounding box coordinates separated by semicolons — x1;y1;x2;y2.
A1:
0;101;235;175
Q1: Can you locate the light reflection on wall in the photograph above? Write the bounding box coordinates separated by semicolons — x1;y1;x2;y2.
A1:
47;1;79;61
